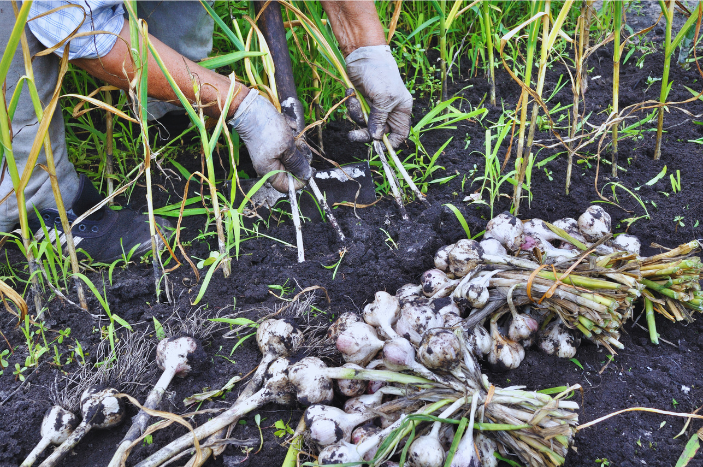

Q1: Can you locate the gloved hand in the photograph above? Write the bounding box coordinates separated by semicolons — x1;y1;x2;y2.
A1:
229;91;313;193
345;45;413;148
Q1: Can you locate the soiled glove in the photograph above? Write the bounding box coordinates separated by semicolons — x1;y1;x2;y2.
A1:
229;91;313;193
345;45;413;148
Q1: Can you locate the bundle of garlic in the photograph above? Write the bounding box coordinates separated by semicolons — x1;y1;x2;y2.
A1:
306;303;581;467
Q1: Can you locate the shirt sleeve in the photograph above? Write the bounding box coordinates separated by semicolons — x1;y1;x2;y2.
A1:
28;1;125;60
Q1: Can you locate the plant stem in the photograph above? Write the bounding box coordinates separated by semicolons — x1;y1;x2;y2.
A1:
645;298;659;344
483;0;496;106
612;0;622;176
654;0;675;160
289;174;305;263
105;90;115;203
308;179;345;242
439;0;448;102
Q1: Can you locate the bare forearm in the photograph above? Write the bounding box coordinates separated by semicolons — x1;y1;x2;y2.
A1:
72;22;249;119
320;0;385;57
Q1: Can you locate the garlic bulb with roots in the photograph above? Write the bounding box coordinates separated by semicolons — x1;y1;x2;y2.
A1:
464;323;492;358
479;238;507;256
287;357;334;405
396;284;423;304
578;205;611;242
449;239;539;278
506;285;539;342
382;337;447;383
327;312;362;341
418;328;463;378
475;432;499;467
487;310;525;371
334;363;367;397
484;211;524;252
363;291;400;339
434;244;455;272
305;405;377;446
612;234;641;255
40;386;125;467
336;322;384;366
21;406;79;467
422;269;458;297
539;319;581;358
395;301;443;345
452;270;500;311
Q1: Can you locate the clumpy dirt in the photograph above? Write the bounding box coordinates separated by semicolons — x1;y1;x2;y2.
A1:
2;11;703;467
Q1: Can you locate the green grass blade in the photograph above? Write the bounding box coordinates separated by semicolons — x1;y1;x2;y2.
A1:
444;203;471;238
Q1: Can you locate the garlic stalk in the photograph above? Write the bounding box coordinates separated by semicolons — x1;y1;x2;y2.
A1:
406;396;467;467
552;217;587;250
336;321;385;366
109;336;200;467
449;392;480;467
40;387;125;467
21;406;79;467
134;358;293;467
523;219;579;261
363;291;400;339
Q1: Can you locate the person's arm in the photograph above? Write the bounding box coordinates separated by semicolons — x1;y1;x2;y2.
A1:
320;1;412;148
319;1;385;57
72;22;249;119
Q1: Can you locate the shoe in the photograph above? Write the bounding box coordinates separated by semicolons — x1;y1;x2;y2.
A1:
22;175;172;263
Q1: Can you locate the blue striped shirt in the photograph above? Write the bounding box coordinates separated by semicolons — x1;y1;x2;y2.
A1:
28;1;125;60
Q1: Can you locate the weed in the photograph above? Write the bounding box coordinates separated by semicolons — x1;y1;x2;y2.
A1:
13;363;27;382
274;419;295;438
380;228;398;250
0;349;9;375
321;249;347;280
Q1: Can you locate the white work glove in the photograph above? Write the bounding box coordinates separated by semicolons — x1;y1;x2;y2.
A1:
345;45;413;148
229;91;313;193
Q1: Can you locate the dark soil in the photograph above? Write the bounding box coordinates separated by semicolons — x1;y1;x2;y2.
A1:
3;10;703;467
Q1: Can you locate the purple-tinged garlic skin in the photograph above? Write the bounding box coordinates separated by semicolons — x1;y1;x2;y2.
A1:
287;357;333;405
479;238;507;257
351;424;380;444
327;312;362;341
447;239;483;277
334;363;367;398
508;313;539;342
434;244;455;272
336;322;384;366
485;212;524;252
395;301;444;345
418;329;462;371
539;320;581;358
578;206;611;242
612;234;641;255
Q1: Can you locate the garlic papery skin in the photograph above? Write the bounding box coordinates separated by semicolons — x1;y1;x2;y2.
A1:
334;363;367;397
475;432;499;467
343;390;385;415
578;205;611;242
487;315;525;372
434;244;455;272
305;405;376;446
317;441;363;465
418;328;462;373
395;302;443;345
447;239;483;277
336;322;384;366
287;357;334;405
465;323;492;358
442;312;463;328
480;238;507;257
484;212;524;252
351;424;380;444
612;234;641;255
539;320;581;358
396;284;423;304
452;270;500;311
363;291;400;339
406;432;445;467
21;406;79;467
422;269;457;298
327;312;362;341
430;297;460;317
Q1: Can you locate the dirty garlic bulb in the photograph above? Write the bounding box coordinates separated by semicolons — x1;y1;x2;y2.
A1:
382;337;443;383
479;238;507;256
539;320;581;359
578;206;611;242
422;269;458;298
363;291;400;339
465;323;492;358
335;363;367;398
395;301;444;345
612;234;641;255
305;405;377;446
417;328;462;373
21;406;79;467
487;311;525;371
475;432;499;467
553;217;587;250
484;211;524;252
327;312;362;341
287;357;334;405
396;284;423;304
434;244;455;272
336;322;385;366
